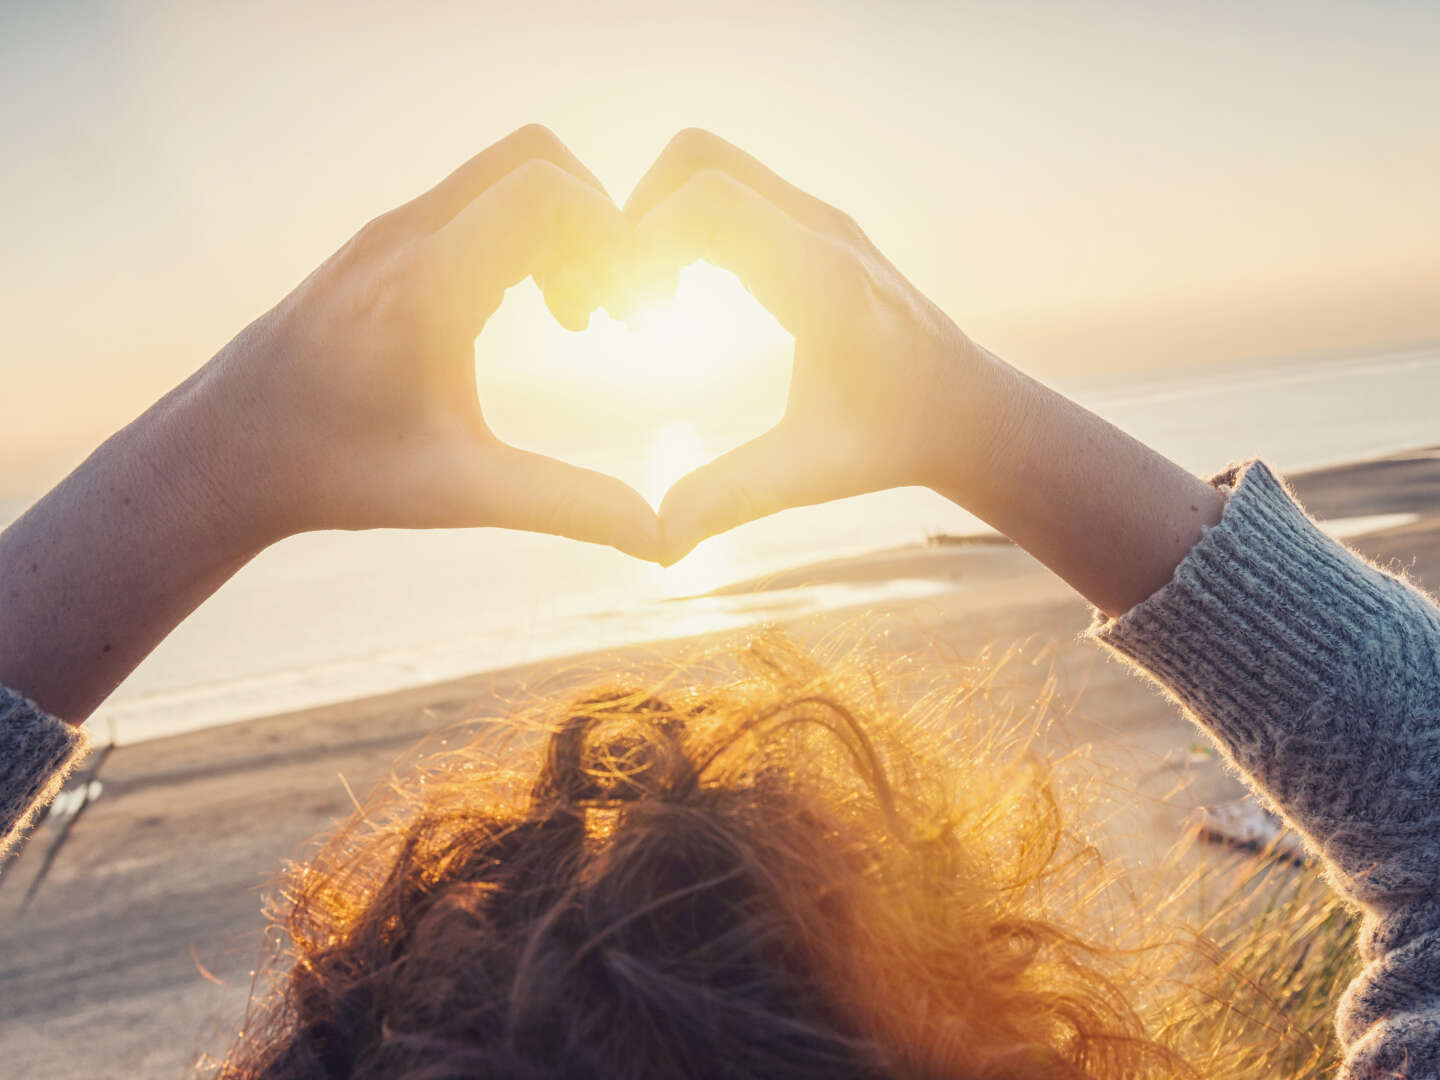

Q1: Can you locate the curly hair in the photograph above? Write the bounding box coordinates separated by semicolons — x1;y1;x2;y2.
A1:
213;638;1347;1079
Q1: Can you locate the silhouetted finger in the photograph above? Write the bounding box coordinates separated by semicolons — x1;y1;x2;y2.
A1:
485;446;661;562
657;426;826;564
625;128;859;243
633;169;859;336
391;124;608;234
425;158;626;331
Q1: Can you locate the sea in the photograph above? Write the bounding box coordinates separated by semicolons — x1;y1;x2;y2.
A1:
6;343;1438;744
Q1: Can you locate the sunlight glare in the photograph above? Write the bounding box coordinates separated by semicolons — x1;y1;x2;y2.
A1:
475;259;790;544
646;419;706;508
617;261;790;404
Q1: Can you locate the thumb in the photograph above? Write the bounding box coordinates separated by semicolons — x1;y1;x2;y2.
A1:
485;446;661;562
657;426;814;565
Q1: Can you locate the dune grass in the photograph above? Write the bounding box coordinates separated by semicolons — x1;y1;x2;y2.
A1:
1150;838;1361;1078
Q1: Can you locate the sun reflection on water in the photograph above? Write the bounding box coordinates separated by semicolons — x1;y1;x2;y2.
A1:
652;529;743;599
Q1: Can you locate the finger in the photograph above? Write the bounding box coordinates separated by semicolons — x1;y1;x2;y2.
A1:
537;255;607;332
486;446;661;562
657;426;825;565
391;123;609;234
633;169;858;336
424;158;627;331
625;128;859;243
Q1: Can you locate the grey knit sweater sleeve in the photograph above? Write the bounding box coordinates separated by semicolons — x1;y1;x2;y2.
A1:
0;686;87;858
1092;460;1440;1080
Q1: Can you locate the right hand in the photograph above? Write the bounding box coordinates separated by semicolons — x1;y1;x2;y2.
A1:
626;129;1015;565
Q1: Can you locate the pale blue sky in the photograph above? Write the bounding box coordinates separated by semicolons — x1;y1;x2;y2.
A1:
2;0;1437;496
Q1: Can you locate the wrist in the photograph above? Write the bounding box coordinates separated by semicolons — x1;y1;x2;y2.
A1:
122;360;292;560
0;362;278;721
921;338;1036;508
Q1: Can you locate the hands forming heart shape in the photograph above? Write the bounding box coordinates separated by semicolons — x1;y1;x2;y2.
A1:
205;125;999;567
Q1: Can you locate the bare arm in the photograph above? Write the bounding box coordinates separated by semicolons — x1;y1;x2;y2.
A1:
932;347;1226;616
0;373;266;721
0;125;659;725
628;129;1223;611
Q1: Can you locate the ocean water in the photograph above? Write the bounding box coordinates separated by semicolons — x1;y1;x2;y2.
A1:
14;343;1440;744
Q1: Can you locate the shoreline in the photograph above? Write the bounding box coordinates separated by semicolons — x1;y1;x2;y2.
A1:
91;442;1440;748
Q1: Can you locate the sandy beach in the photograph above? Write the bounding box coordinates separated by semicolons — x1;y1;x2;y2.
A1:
3;446;1439;1079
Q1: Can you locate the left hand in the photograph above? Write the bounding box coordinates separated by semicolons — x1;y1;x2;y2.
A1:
0;126;662;723
195;124;659;559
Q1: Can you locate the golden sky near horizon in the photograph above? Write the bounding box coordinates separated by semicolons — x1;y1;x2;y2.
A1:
1;0;1437;499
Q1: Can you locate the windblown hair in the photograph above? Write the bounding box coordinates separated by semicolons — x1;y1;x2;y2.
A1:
215;637;1353;1079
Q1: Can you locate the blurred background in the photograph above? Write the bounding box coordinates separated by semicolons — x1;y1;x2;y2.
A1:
2;0;1437;740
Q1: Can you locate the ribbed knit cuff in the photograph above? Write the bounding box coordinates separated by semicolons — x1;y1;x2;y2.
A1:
1088;459;1426;760
0;685;88;858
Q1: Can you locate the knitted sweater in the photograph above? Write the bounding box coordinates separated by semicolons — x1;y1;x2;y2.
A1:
2;461;1438;1078
1090;461;1440;1079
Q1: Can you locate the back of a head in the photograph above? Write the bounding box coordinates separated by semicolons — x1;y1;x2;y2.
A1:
215;643;1185;1080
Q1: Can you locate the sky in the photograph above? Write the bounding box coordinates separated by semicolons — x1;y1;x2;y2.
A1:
2;0;1437;499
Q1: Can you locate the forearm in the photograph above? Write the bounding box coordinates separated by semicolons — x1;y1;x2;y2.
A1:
1084;456;1440;1076
935;346;1225;616
0;366;269;723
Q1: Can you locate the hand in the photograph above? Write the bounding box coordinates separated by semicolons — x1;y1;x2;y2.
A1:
629;129;1223;614
197;124;659;559
625;129;1007;565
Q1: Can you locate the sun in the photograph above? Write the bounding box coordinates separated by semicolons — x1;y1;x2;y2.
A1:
605;260;792;400
474;259;792;568
480;258;791;419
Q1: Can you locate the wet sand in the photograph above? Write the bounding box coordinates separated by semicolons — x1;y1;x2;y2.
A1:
3;446;1439;1078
